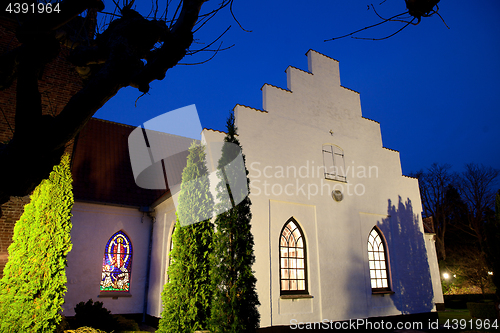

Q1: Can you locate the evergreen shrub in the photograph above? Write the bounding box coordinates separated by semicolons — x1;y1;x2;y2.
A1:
74;299;117;332
0;154;74;333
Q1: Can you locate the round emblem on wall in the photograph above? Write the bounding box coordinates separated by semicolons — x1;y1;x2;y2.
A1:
332;189;343;202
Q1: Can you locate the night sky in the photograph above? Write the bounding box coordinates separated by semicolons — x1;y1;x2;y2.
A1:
95;0;500;176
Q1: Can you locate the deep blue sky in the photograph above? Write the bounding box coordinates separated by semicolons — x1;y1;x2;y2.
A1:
95;0;500;175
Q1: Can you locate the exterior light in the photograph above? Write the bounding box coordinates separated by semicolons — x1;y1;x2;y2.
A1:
443;273;450;279
453;274;456;278
488;271;493;276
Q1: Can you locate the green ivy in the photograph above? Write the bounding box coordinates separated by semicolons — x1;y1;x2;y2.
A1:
0;154;74;333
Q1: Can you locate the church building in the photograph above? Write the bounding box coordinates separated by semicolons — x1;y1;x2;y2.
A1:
64;50;444;329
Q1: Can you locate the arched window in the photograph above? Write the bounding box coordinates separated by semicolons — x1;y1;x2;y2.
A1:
280;218;307;294
367;227;390;292
100;231;133;292
322;144;346;182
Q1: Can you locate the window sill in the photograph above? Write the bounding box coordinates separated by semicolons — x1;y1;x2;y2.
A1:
280;294;314;299
371;290;395;295
98;292;132;299
324;176;347;183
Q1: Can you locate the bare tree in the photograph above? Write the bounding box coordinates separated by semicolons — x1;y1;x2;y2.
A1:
412;163;457;260
0;0;237;214
456;163;499;243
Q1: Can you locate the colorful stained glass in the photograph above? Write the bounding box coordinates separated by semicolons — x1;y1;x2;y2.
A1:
100;231;133;292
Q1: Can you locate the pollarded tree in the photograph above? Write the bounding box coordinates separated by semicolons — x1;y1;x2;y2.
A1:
0;0;237;213
0;153;73;333
210;112;260;333
158;142;214;333
0;0;446;215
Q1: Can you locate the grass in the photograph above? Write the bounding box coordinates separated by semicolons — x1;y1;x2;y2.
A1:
438;308;498;332
438;308;473;324
62;325;151;332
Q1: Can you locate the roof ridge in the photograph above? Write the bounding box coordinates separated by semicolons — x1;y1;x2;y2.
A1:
306;49;340;63
260;83;292;93
90;117;136;128
203;128;227;134
287;65;312;75
361;116;380;124
383;147;399;153
341;85;359;94
235;104;269;113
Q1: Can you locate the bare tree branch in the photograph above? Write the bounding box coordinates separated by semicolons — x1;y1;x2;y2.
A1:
230;0;251;32
412;163;456;260
0;0;237;213
372;4;417;25
353;17;415;41
325;0;446;42
324;11;408;41
456;163;499;242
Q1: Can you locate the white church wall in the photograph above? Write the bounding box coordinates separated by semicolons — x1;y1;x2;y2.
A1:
425;233;445;306
148;192;179;317
64;202;151;316
157;49;442;328
223;49;440;327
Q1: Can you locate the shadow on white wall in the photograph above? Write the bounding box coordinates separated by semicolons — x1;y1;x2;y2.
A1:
378;196;434;314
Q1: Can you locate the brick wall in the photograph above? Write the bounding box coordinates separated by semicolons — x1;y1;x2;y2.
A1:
0;17;83;276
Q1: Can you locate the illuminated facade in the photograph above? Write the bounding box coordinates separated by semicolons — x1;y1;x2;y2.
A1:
64;50;444;328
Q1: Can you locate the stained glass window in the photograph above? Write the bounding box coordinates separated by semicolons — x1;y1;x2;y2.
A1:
280;218;307;295
100;231;133;292
368;227;390;292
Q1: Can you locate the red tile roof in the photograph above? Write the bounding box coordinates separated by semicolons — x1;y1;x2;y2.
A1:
71;118;190;208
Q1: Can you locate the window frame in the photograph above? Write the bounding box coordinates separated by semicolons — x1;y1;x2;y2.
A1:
279;217;308;296
322;144;346;182
367;226;392;294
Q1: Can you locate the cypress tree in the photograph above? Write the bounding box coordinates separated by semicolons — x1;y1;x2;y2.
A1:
158;142;214;333
210;112;260;333
0;154;74;333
